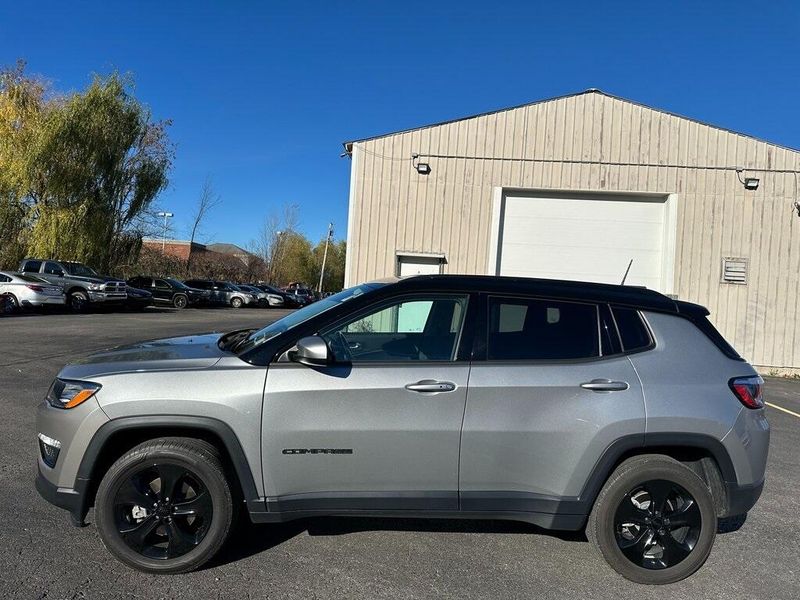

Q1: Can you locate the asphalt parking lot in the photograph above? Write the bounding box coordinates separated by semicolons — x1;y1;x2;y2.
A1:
1;308;798;599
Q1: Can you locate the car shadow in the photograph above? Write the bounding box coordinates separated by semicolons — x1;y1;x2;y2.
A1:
207;516;586;569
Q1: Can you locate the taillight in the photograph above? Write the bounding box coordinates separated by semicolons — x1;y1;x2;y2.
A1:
729;375;764;409
25;284;44;292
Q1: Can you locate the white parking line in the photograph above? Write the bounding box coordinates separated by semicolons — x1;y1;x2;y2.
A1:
766;401;800;419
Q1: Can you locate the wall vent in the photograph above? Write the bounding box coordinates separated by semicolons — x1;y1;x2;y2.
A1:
721;257;748;284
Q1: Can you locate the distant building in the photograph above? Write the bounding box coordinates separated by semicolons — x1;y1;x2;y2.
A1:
141;238;208;262
206;243;253;266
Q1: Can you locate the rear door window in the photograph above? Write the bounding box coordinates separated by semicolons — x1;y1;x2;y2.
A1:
22;260;42;273
487;297;600;360
43;262;64;275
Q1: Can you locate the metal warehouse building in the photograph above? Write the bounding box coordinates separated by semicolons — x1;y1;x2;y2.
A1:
342;89;800;371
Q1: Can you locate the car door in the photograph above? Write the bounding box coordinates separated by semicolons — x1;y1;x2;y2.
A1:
459;295;645;514
261;293;472;512
40;261;65;286
153;279;172;303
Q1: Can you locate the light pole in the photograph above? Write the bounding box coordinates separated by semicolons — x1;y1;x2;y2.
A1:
318;223;334;293
157;211;174;252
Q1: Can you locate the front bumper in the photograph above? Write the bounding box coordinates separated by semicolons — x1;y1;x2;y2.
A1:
88;291;127;303
35;397;109;525
35;467;89;527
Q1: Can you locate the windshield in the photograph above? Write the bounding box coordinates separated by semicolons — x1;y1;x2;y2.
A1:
64;262;99;277
166;278;189;289
234;282;385;353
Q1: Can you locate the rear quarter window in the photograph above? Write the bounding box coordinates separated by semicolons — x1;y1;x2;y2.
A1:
611;307;653;352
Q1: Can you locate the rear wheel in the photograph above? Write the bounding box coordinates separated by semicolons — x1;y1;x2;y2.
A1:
69;290;89;312
2;293;18;313
173;294;188;309
587;455;716;584
95;437;234;574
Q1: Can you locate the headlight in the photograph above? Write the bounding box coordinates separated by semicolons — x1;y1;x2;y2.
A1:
46;378;101;409
267;294;282;302
88;283;104;291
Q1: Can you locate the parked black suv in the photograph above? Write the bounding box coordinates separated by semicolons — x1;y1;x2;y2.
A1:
126;277;209;309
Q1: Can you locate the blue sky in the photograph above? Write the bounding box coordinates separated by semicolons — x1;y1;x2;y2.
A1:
2;1;798;248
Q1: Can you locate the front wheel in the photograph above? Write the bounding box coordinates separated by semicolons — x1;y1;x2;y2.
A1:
230;297;243;309
95;437;234;574
69;290;89;312
173;294;188;309
587;455;717;584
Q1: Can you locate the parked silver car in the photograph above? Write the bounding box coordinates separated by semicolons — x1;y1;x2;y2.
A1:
238;284;284;307
0;271;65;311
35;275;768;583
183;279;253;308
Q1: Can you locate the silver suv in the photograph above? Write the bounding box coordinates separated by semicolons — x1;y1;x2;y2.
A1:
35;276;769;584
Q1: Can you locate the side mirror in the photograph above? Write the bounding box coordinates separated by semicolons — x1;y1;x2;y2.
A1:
292;335;331;367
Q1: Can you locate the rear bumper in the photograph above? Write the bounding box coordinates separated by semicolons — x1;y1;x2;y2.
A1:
724;479;764;517
22;296;66;306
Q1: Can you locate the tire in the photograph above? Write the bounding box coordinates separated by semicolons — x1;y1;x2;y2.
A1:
230;296;243;309
95;437;234;574
69;290;89;313
173;294;188;309
586;454;717;585
2;294;18;314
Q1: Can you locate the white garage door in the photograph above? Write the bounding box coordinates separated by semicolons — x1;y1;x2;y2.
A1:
495;193;673;292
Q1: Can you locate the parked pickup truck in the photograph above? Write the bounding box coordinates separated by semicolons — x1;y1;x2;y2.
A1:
19;258;127;312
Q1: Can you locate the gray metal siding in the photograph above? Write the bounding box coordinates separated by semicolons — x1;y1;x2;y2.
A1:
346;91;800;369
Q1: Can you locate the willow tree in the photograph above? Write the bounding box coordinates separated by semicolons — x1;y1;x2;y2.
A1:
25;72;173;272
0;61;44;268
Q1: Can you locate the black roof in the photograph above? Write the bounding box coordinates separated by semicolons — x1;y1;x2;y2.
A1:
384;274;689;314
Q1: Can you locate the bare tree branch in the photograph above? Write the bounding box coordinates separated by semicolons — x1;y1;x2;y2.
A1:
187;176;221;270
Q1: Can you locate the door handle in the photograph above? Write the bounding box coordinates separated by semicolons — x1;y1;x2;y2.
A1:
348;342;362;350
405;380;457;393
580;379;629;392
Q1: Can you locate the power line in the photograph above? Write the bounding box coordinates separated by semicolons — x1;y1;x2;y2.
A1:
414;152;800;175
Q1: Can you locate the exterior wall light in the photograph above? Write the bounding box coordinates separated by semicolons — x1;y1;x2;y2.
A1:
736;169;759;190
411;153;431;176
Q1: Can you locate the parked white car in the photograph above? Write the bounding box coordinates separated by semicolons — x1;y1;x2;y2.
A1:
0;271;65;311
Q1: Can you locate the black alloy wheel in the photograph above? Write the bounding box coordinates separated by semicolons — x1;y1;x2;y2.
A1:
587;454;717;584
95;437;235;574
112;463;213;560
614;480;701;570
173;294;188;309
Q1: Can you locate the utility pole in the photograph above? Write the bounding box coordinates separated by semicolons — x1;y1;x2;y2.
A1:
157;211;174;252
318;223;334;293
